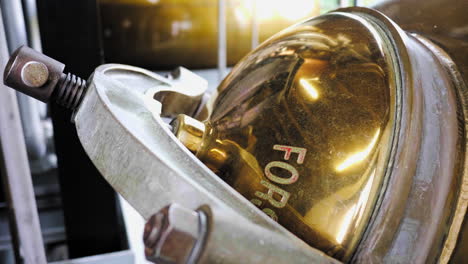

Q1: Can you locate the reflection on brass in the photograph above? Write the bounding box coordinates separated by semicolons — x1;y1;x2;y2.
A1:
174;6;468;263
98;0;321;69
177;11;397;261
172;115;206;154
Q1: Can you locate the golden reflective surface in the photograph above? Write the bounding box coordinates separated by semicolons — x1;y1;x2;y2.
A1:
176;13;398;261
98;0;320;69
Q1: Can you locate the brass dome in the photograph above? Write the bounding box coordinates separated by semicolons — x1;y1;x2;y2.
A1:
174;7;467;263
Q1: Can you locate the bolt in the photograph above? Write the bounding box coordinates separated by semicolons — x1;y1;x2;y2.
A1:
20;61;49;88
171;114;206;154
144;204;207;264
143;212;166;256
3;46;87;110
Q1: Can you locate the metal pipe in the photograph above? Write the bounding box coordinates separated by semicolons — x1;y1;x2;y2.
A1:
17;95;47;160
251;0;259;50
217;0;227;81
0;0;27;52
0;0;49;165
0;8;47;264
22;0;49;133
22;0;43;51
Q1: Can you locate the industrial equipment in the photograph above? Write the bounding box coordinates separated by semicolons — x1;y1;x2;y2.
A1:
1;0;467;263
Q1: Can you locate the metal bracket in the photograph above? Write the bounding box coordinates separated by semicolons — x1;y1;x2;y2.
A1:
73;64;338;263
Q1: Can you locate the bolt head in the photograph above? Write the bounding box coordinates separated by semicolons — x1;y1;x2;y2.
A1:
3;46;65;102
21;61;49;88
144;212;166;249
144;204;200;264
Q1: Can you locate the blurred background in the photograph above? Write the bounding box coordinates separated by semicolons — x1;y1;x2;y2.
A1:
99;0;376;69
0;0;377;263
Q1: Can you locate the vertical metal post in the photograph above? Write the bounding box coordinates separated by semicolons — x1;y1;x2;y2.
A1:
0;9;47;264
1;0;50;167
22;0;43;51
217;0;227;81
251;0;259;50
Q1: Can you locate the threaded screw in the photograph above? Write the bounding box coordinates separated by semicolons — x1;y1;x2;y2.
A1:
4;46;87;111
53;72;87;110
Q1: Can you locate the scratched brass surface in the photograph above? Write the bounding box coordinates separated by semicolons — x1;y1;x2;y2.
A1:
98;0;320;69
177;13;398;261
166;3;468;262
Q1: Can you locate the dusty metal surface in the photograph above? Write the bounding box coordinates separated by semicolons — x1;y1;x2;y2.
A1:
73;63;339;264
373;2;468;261
187;10;400;261
174;7;468;263
21;61;49;88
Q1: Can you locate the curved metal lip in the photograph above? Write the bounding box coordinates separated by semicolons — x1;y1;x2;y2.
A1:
337;7;467;263
412;34;468;264
73;63;337;261
79;63;262;218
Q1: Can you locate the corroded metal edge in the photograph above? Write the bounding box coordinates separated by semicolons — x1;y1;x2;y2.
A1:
413;35;468;264
337;8;465;263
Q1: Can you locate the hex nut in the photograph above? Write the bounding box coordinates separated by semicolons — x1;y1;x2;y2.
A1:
144;212;166;257
144;204;201;264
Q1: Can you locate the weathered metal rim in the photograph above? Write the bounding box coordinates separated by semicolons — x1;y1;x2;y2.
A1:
412;34;468;264
338;7;467;263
